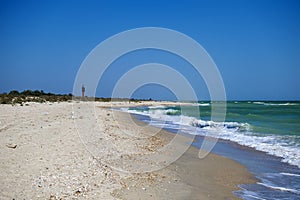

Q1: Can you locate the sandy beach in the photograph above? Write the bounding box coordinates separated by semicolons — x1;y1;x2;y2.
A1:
0;101;255;199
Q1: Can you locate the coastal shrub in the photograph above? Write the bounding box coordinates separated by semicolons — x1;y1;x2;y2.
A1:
9;90;20;96
0;90;147;104
0;97;10;104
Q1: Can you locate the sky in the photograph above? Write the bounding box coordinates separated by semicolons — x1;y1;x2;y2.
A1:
0;0;299;100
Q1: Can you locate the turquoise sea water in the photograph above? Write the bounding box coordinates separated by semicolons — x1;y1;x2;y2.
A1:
121;101;300;199
125;101;300;167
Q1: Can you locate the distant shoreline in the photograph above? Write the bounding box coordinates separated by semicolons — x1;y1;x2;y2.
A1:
0;90;158;105
1;90;299;105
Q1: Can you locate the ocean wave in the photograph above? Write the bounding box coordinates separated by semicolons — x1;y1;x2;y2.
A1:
148;105;166;109
253;102;265;105
280;172;300;177
265;103;298;106
221;133;300;168
127;108;249;131
253;102;298;106
148;108;181;117
257;182;300;195
197;103;210;106
122;107;300;168
236;189;267;200
190;119;250;131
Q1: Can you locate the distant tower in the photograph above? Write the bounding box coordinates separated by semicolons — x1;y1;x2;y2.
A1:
82;84;85;98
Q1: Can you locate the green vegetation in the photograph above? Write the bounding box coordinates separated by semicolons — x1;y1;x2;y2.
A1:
0;90;73;105
0;90;153;105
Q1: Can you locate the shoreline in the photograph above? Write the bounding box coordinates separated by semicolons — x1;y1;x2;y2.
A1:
130;105;300;199
111;109;256;200
0;101;255;199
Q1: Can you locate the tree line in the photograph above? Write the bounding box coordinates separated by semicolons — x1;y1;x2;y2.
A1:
0;90;153;105
0;90;73;105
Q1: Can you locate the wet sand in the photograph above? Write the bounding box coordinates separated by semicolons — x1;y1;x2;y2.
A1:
112;110;255;200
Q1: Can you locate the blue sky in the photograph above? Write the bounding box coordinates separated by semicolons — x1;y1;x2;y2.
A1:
0;0;299;100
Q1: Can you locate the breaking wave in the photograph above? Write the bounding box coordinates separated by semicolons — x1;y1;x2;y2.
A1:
121;106;300;168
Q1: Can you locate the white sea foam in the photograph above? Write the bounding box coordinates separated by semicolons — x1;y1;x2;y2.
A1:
148;105;166;109
280;172;300;177
257;182;300;194
189;103;210;106
253;102;265;105
264;103;298;106
197;103;210;106
239;190;267;200
237;185;268;200
252;102;298;106
122;106;300;168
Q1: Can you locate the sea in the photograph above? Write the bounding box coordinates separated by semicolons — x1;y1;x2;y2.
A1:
120;101;300;200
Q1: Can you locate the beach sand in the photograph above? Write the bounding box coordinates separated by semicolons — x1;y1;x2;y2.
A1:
0;101;255;199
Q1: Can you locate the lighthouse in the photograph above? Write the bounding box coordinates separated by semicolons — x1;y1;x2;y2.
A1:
82;84;85;98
